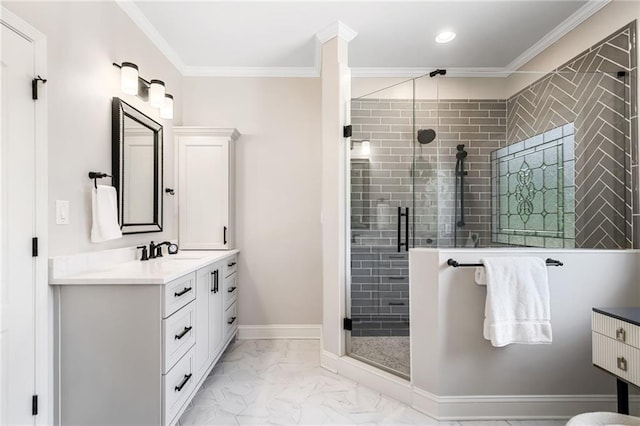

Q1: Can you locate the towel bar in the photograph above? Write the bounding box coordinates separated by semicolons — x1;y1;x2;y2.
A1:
88;171;112;189
447;258;563;268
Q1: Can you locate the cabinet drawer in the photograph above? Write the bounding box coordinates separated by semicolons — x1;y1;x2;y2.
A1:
163;302;196;373
593;311;640;349
163;348;196;425
163;273;196;318
223;273;237;310
224;255;237;277
593;332;640;387
224;302;238;341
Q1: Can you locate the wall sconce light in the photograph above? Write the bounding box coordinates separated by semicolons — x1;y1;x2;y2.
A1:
113;62;173;120
350;139;371;157
160;94;174;120
120;62;139;95
361;140;370;156
149;79;166;108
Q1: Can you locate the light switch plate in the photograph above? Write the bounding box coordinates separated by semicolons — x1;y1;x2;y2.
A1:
56;200;69;225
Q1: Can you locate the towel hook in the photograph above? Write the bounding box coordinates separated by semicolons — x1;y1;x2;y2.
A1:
88;172;112;189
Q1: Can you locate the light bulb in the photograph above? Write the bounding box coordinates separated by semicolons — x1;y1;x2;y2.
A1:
160;94;174;120
149;79;166;108
120;62;139;95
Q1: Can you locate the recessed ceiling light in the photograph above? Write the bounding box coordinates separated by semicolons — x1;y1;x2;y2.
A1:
435;31;456;44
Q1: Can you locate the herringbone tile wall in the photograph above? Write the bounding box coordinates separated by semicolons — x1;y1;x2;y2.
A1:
506;23;637;248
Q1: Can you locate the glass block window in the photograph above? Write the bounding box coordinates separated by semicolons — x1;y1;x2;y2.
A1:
491;123;575;248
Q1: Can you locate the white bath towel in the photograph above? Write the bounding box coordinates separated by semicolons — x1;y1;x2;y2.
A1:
481;257;552;347
91;185;122;243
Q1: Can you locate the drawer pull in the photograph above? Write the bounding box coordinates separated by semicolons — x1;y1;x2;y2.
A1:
227;316;237;325
174;374;192;392
174;287;192;297
617;328;626;342
227;261;236;267
617;356;628;372
174;326;193;340
227;286;237;293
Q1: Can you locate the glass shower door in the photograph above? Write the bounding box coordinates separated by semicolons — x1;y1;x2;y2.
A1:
347;77;439;378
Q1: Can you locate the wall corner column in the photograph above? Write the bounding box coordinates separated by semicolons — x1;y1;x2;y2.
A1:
318;22;356;359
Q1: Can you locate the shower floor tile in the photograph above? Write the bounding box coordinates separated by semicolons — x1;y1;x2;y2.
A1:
350;336;411;376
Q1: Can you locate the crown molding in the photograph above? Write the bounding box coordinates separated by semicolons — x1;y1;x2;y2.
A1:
315;20;358;44
351;67;510;78
505;0;611;72
115;0;186;74
182;66;320;78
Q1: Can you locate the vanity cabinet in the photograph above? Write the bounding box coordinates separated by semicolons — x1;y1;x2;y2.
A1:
176;127;240;250
52;250;239;426
194;261;224;382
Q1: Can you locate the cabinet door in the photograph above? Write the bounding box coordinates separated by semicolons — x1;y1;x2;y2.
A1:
194;265;214;382
209;264;224;357
178;137;229;249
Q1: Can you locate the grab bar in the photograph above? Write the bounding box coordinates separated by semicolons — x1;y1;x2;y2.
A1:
447;258;563;268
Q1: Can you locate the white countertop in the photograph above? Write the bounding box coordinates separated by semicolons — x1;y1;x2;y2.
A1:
49;249;239;285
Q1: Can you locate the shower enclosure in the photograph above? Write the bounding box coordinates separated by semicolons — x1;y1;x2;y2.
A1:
346;61;635;377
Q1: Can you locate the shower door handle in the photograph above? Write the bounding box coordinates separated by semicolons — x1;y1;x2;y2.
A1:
404;207;409;252
397;207;409;252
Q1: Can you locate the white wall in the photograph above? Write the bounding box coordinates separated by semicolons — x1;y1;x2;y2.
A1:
3;1;183;256
410;248;640;418
182;77;323;326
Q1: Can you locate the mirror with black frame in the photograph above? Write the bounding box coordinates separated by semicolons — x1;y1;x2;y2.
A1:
112;97;163;234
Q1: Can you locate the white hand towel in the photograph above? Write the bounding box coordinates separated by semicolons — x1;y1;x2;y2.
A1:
481;257;551;347
475;267;486;285
91;185;122;243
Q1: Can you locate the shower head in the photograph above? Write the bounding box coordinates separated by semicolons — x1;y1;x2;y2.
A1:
417;128;436;144
429;69;447;78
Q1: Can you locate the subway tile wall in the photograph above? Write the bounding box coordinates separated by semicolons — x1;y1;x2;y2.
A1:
350;99;507;336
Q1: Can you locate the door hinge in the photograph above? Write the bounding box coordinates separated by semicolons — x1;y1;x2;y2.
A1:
32;237;38;257
343;318;352;331
32;76;47;100
32;395;38;415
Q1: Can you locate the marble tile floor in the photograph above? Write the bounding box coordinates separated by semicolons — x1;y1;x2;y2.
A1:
179;339;566;426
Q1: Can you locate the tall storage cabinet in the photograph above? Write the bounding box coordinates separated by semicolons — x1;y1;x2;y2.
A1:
176;128;240;249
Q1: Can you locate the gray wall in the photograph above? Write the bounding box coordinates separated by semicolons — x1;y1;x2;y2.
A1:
349;100;506;335
507;22;637;249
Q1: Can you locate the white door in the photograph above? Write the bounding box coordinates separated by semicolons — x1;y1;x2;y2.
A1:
1;10;47;426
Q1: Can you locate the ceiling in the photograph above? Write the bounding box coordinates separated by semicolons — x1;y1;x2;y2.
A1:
120;0;608;77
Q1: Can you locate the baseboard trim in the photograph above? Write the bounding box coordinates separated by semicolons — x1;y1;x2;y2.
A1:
237;324;321;340
321;350;413;405
319;350;639;419
412;386;640;420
